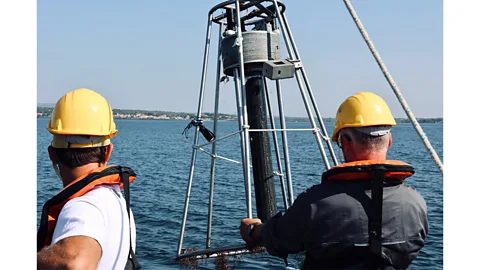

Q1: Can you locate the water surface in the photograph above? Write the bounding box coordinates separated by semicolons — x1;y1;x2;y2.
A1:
37;118;443;269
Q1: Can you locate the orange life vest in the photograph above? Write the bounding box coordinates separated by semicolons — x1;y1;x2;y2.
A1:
322;160;414;183
37;165;136;251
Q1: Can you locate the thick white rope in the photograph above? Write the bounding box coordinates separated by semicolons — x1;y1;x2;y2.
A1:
343;0;444;174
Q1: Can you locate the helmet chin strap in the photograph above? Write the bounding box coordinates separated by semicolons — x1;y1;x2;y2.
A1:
52;163;63;183
337;133;346;164
337;146;345;164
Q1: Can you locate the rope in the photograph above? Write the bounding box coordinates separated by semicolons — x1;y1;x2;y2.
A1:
343;0;444;174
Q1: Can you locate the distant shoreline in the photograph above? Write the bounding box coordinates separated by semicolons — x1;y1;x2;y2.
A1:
37;107;443;124
36;116;443;124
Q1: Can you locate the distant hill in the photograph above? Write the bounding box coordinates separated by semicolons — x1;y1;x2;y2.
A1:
36;106;442;123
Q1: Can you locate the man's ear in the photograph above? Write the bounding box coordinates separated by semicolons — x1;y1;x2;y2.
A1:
388;133;392;148
105;143;114;164
48;146;59;164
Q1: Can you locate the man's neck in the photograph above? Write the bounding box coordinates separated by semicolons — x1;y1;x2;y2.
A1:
346;153;387;163
60;163;104;187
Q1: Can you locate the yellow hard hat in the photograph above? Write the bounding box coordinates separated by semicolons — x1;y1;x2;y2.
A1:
332;92;396;142
47;88;118;148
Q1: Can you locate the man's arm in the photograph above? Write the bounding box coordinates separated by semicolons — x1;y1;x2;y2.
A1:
37;236;102;270
37;197;107;270
240;191;312;257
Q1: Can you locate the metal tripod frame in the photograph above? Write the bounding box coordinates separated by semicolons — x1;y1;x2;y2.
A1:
176;0;338;261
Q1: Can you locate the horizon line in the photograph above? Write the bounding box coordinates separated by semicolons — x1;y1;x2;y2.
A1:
36;104;443;119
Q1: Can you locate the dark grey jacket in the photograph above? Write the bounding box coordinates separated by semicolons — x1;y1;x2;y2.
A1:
260;180;428;269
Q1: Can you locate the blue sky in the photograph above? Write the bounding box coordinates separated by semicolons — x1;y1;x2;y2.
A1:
38;0;442;118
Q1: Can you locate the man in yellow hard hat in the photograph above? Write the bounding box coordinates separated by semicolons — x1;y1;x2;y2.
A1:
240;92;428;269
37;88;140;270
